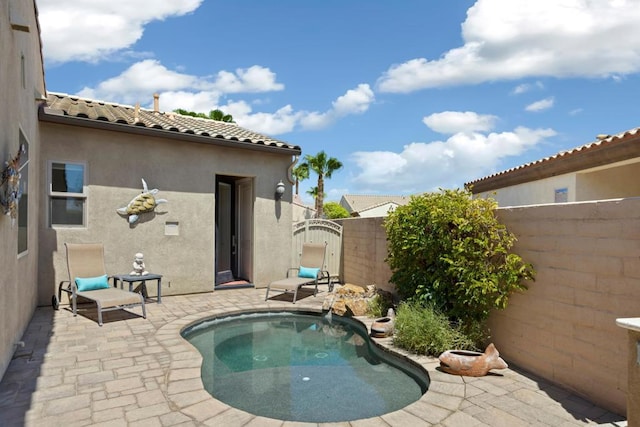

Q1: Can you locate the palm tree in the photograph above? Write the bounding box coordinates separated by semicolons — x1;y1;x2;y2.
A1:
306;186;326;213
304;151;343;218
292;162;309;196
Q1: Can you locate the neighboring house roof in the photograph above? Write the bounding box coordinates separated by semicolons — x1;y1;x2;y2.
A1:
466;127;640;193
39;93;301;155
293;194;315;210
340;194;410;214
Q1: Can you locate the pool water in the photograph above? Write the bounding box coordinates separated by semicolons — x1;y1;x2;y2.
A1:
182;311;429;423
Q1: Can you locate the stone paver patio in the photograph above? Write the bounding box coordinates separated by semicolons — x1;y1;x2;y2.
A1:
0;286;628;426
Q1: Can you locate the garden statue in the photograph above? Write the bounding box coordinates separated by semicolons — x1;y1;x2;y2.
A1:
130;253;148;276
438;343;508;377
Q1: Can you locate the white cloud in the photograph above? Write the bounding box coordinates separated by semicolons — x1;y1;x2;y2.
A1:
377;0;640;93
75;60;374;135
38;0;203;63
77;60;200;104
423;111;497;134
511;81;544;95
332;84;375;116
525;97;555;112
351;124;556;193
300;84;375;131
210;66;284;93
77;60;283;107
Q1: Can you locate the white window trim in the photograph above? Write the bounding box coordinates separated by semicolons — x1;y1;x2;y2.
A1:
17;127;29;257
48;160;87;228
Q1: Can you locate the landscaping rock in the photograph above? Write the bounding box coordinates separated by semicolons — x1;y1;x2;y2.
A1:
324;283;376;317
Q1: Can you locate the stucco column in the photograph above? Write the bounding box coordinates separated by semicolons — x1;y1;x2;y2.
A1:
616;318;640;425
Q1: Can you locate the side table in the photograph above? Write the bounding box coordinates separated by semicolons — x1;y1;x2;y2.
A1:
112;273;163;303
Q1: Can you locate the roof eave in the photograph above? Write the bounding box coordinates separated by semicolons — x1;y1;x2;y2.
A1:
468;133;640;194
38;106;302;156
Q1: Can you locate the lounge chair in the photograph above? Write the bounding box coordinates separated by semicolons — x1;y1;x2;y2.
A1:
54;243;146;326
265;242;328;303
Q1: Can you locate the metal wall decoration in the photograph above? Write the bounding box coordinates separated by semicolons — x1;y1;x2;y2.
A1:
117;178;168;224
0;144;26;223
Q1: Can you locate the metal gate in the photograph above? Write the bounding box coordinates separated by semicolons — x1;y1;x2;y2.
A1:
292;219;342;280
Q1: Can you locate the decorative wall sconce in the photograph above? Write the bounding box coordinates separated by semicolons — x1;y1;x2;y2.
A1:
275;180;285;199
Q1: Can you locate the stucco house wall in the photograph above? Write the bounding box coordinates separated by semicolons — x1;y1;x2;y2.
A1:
475;174;576;206
468;130;640;207
575;161;640;201
358;202;399;218
0;0;45;381
475;160;640;207
38;122;294;304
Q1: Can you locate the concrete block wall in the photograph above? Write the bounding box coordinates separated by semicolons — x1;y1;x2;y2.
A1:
335;217;393;293
488;198;640;416
337;199;639;415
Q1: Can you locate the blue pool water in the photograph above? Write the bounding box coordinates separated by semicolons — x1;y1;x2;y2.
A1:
182;311;429;423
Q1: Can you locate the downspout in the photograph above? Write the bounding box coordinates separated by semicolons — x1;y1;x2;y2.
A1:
287;155;298;185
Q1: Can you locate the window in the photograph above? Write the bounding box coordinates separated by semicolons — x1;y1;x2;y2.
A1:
17;134;28;254
49;162;86;226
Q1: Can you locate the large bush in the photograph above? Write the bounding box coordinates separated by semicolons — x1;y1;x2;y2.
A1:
384;189;533;328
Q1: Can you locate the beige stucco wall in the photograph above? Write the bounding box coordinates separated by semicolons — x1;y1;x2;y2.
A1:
576;161;640;201
0;0;45;380
38;122;294;305
488;198;640;415
358;202;398;218
475;173;577;206
475;159;640;207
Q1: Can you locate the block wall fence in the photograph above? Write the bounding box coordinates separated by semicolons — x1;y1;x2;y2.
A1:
336;198;640;416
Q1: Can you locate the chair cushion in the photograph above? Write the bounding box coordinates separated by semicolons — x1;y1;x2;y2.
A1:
298;266;319;279
75;274;110;292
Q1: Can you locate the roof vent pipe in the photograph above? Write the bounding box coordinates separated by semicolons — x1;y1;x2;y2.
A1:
153;93;159;113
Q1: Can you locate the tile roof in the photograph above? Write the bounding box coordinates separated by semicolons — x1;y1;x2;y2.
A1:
465;127;640;192
40;92;300;153
340;194;411;213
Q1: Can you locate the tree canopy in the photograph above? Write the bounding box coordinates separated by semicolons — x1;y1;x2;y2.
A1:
174;108;234;123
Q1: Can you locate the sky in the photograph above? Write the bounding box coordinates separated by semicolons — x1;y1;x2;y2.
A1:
38;0;640;205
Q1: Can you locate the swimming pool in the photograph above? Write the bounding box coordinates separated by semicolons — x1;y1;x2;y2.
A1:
182;311;429;423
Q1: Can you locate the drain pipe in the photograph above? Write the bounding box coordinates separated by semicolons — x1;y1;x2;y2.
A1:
287;155;298;185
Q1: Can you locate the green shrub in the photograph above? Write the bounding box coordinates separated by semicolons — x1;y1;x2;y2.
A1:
384;188;534;330
323;202;350;219
393;301;476;356
366;293;394;318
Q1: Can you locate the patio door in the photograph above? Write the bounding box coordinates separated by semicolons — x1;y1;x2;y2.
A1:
215;176;253;285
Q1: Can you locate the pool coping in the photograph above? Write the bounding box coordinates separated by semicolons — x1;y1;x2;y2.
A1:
158;306;467;426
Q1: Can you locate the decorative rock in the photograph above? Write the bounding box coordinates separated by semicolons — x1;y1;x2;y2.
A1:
438;343;508;377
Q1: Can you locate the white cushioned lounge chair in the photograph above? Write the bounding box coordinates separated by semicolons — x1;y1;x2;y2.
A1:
265;242;328;303
55;243;146;326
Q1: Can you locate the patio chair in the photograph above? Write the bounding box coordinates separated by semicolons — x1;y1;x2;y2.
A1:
54;243;146;326
265;242;328;303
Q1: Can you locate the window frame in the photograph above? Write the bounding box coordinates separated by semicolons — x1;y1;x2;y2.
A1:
48;160;87;228
17;130;29;256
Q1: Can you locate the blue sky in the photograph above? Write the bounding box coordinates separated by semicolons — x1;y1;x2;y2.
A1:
39;0;640;204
